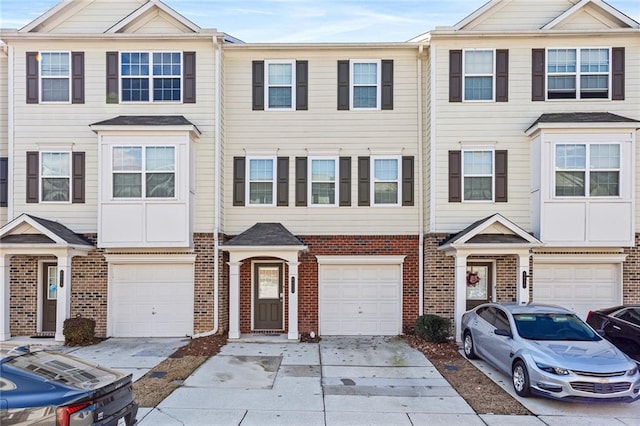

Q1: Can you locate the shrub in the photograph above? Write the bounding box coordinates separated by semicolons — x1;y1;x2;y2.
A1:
414;314;451;343
63;317;96;346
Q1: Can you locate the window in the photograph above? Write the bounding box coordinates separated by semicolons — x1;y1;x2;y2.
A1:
463;150;493;201
555;143;619;197
40;52;70;102
112;146;175;198
265;61;295;110
464;50;494;101
351;60;380;109
41;152;70;202
547;48;609;99
309;158;337;206
372;157;400;205
120;52;182;102
247;158;275;205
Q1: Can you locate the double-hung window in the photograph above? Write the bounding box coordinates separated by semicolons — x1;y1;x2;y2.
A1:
547;48;609;99
247;157;275;205
351;60;380;109
40;52;70;102
309;158;337;206
463;150;494;201
41;152;71;202
464;50;494;101
265;60;295;110
112;146;176;198
555;143;619;197
372;157;400;205
121;52;182;102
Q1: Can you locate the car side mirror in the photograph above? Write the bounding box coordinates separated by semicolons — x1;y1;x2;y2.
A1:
494;328;512;338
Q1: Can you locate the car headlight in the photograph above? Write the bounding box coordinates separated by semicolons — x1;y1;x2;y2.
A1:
628;366;638;375
536;362;569;375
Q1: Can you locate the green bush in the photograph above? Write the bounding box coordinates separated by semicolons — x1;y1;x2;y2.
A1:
63;317;96;346
415;314;451;343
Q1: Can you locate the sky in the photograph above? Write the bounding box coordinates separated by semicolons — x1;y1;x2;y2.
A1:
0;0;639;43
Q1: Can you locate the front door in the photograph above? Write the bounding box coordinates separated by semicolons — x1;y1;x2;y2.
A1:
42;263;58;332
254;263;283;330
466;263;492;311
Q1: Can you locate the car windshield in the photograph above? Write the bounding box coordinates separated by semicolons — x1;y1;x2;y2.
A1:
513;313;601;341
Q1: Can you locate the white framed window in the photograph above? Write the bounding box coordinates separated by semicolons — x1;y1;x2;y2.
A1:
40;152;71;202
547;48;610;100
371;156;401;205
463;50;494;101
265;60;295;110
351;60;381;109
555;143;620;197
463;150;494;201
247;157;275;205
120;52;182;102
39;52;71;103
112;146;176;199
309;157;337;206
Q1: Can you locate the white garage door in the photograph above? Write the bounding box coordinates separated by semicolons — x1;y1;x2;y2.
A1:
533;263;621;319
110;263;194;337
319;264;402;335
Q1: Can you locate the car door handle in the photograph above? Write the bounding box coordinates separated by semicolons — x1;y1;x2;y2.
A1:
612;325;621;330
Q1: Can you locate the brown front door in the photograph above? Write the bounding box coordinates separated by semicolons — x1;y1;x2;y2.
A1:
466;263;493;311
42;263;58;332
254;263;283;330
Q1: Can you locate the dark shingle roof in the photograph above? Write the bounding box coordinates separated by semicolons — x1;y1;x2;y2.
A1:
527;112;639;131
28;215;93;246
440;216;492;246
91;115;198;128
223;223;304;247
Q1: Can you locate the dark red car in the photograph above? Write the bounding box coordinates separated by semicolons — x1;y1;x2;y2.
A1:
587;306;640;363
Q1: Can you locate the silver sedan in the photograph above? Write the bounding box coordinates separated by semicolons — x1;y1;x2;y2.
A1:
461;303;640;402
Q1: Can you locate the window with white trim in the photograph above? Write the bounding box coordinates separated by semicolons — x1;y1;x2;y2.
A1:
121;52;182;102
463;150;494;201
265;60;295;110
247;157;275;205
351;60;380;109
372;157;400;205
41;152;70;202
40;52;70;102
464;50;494;101
112;146;176;198
547;48;610;99
309;158;337;206
555;143;620;197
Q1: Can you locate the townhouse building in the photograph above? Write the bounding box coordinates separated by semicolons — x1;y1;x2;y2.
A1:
0;0;638;343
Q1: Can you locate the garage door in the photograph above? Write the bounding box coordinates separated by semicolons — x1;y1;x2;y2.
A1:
533;263;620;319
110;263;194;337
319;264;402;335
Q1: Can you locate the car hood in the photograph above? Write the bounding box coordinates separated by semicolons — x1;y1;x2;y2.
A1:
526;339;634;372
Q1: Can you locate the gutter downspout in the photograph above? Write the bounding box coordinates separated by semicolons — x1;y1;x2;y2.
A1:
193;35;222;338
417;44;424;316
7;44;14;220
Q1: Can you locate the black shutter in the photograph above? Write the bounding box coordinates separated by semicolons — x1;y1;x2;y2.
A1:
381;59;394;110
402;156;414;206
495;150;508;203
449;50;462;102
612;47;625;101
357;157;370;206
531;49;545;101
495;49;508;102
26;52;39;104
252;61;265;110
337;60;350;110
72;152;85;203
277;157;289;206
26;152;39;203
339;157;351;207
0;157;7;207
233;157;245;206
448;151;461;203
296;60;308;110
183;51;196;103
71;52;85;104
106;52;119;103
295;157;307;206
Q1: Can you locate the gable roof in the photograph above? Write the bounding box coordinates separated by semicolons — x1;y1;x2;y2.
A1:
105;0;200;34
526;112;640;134
223;223;305;247
0;214;93;247
542;0;639;29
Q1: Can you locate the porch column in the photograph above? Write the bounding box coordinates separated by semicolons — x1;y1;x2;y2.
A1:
516;253;530;305
0;255;11;341
454;254;468;344
55;255;72;342
287;262;299;340
228;261;242;339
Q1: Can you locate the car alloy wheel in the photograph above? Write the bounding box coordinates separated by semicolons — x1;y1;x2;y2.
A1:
463;331;478;359
512;360;531;397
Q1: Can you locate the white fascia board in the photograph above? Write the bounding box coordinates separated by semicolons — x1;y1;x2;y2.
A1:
90;125;201;137
453;0;506;31
526;122;640;137
19;0;76;33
